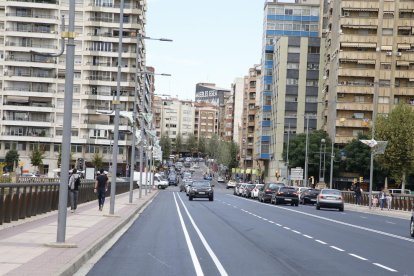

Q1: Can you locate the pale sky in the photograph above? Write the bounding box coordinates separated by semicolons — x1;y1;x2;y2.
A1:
146;0;264;101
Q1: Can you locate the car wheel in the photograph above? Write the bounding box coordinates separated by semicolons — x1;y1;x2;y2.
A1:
295;202;299;207
291;202;294;206
189;196;193;201
316;204;320;210
339;207;344;212
158;185;162;189
411;219;414;237
226;187;229;189
209;197;214;201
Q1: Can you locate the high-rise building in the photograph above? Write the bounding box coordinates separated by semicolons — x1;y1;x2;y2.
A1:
323;0;414;145
258;0;321;182
231;78;244;143
223;95;234;141
193;102;219;140
0;0;148;175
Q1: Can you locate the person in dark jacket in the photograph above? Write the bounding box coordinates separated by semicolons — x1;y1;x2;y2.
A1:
354;182;362;205
68;168;81;213
95;169;108;211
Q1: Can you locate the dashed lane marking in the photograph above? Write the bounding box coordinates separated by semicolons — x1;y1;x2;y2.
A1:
291;230;301;234
330;246;345;252
373;263;398;272
348;253;368;261
303;235;313;239
315;240;327;245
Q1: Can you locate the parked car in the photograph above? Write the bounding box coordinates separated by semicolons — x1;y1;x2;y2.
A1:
251;184;264;199
234;183;241;195
242;184;256;198
192;164;200;169
411;212;414;237
294;187;310;201
21;173;37;177
271;186;299;206
217;176;225;183
237;183;248;196
226;180;237;189
188;181;214;201
316;189;344;211
300;189;320;205
258;183;285;203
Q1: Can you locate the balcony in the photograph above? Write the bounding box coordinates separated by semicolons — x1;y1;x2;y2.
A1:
5;41;57;51
337;102;373;111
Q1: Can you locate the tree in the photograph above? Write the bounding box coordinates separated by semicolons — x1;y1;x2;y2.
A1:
198;136;207;156
207;135;220;160
341;133;372;176
217;141;231;166
175;134;183;154
186;134;198;154
30;145;45;172
91;152;103;169
5;149;19;172
228;141;239;169
375;104;414;190
160;133;171;161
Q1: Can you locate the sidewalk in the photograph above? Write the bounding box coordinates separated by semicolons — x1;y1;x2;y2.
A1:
345;203;412;220
0;189;158;276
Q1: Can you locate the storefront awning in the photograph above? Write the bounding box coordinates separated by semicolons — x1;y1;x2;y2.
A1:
381;45;393;51
358;59;375;65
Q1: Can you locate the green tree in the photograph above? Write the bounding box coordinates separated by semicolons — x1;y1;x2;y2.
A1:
217;141;231;166
341;133;371;176
160;133;171;161
186;134;198;154
175;134;183;153
375;104;414;190
30;145;45;171
228;141;239;169
207;135;220;160
5;149;19;172
198;136;207;156
91;152;103;169
57;150;74;168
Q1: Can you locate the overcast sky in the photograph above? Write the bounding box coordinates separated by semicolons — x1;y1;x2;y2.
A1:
145;0;264;101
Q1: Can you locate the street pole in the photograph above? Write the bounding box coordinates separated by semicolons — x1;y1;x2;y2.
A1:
145;146;149;195
322;142;326;181
329;140;334;189
149;143;153;193
56;0;75;243
109;0;125;215
304;115;309;187
286;123;290;186
369;81;379;210
319;141;323;181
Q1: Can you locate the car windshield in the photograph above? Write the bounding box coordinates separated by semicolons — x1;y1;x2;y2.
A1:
321;189;341;195
256;184;264;188
268;183;284;189
281;187;296;192
192;181;211;188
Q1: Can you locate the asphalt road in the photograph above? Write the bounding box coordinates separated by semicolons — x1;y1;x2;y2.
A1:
88;165;412;276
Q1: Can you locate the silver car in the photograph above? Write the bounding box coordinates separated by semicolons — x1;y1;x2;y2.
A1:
316;189;344;212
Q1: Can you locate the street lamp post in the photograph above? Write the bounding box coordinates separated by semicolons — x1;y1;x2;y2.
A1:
285;123;290;186
319;139;326;183
304;115;310;187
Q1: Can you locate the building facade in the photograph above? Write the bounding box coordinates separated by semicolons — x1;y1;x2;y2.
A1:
257;0;321;182
323;0;414;145
223;95;234;141
0;0;149;175
231;78;244;143
193;102;219;141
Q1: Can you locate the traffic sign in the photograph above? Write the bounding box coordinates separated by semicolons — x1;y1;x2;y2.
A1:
290;167;303;181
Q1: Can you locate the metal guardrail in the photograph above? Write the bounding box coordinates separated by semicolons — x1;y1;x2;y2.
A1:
0;180;135;225
342;191;414;211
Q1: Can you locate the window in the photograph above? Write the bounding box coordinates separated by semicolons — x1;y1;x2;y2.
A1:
353;113;364;119
285;8;293;15
287;78;298;85
306;80;318;86
382;28;393;36
381;63;391;70
307;63;319;70
379;80;390;87
354;96;365;103
85;145;99;154
71;144;83;153
287;47;300;54
308;47;320;54
306;96;318;103
287;63;299;69
54;144;61;153
285;96;297;102
378;96;390;104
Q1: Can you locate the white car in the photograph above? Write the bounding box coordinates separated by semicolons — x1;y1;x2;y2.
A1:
251;184;264;198
217;176;225;183
192;164;200;169
226;180;237;189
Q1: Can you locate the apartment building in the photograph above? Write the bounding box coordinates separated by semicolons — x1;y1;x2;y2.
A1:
0;0;149;174
323;0;414;144
257;0;321;182
222;95;233;141
240;65;261;180
193;102;219;140
231;78;244;143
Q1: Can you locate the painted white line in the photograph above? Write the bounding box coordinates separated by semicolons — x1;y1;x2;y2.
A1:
276;223;282;227
386;221;395;225
268;221;274;224
303;235;313;239
348;253;368;261
283;227;291;230
263;218;268;221
177;193;229;276
292;230;301;234
173;193;203;276
330;246;345;252
315;240;327;245
360;216;367;219
373;263;398;272
257;216;263;219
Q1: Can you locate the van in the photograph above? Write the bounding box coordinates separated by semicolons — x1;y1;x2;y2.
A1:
389;189;411;195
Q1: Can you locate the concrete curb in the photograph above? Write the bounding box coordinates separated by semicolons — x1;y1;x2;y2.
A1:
345;203;412;220
59;191;158;276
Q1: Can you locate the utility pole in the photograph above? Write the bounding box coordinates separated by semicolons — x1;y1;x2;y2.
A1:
304;115;309;187
285;123;290;186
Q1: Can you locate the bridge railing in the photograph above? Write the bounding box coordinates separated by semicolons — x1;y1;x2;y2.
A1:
0;180;136;225
341;191;414;211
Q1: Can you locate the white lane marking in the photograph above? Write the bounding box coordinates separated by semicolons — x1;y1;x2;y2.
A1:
263;218;268;221
276;223;282;227
283;227;290;230
303;235;313;239
386;221;395;225
292;230;301;234
360;216;367;219
373;263;398;272
348;253;368;261
315;240;327;245
173;193;203;276
330;246;345;252
177;193;229;276
268;221;274;224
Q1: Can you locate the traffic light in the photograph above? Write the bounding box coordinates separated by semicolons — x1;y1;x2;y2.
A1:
359;176;363;183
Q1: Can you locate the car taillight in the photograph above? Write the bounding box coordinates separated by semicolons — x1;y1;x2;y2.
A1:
265;189;271;192
277;192;283;195
319;195;324;199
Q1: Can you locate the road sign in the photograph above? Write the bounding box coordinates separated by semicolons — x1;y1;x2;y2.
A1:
290;167;303;181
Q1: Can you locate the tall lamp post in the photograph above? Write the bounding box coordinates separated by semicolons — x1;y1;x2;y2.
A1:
319;139;326;183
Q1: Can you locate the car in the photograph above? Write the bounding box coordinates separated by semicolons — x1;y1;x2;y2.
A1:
389;189;411;195
192;164;200;169
226;180;237;189
237;183;248;196
184;162;191;168
188;181;214;201
234;183;241;195
300;189;320;205
242;184;256;198
411;212;414;237
182;172;192;180
271;186;299;206
168;174;178;186
251;184;264;198
217;176;225;183
258;183;285;203
181;179;193;192
21;173;37;177
316;189;344;211
294;187;310;201
204;174;213;181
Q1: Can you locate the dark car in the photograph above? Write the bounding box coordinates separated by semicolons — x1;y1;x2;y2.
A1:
258;183;285;203
271;186;299;206
300;189;321;205
411;212;414;237
184;162;191;168
204;174;213;181
188;181;214;201
168;173;178;186
242;184;256;198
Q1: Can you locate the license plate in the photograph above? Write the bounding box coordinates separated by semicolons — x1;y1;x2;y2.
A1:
311;199;316;202
198;192;205;194
285;198;291;201
327;196;335;200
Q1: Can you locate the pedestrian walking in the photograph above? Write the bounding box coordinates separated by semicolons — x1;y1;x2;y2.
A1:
372;195;378;210
379;189;386;210
68;168;81;213
386;193;393;210
95;169;108;211
354;182;362;205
